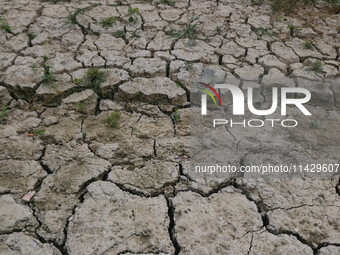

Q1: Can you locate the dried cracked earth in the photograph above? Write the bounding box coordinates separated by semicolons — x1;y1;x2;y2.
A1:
0;0;340;254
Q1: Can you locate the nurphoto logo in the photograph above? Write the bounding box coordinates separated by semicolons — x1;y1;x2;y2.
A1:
200;83;312;128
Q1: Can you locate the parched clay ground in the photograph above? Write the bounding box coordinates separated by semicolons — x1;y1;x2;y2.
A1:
0;0;340;254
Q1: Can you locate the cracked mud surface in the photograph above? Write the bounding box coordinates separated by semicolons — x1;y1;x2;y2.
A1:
0;0;339;254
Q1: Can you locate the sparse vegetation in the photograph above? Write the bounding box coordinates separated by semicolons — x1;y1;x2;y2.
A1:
176;83;185;89
27;32;36;40
77;102;87;112
255;27;272;40
105;109;121;128
0;14;11;33
306;61;324;74
216;26;221;34
128;7;141;23
66;5;94;25
170;16;202;48
0;104;10;120
309;120;320;129
171;108;181;123
116;30;126;38
82;132;87;139
100;16;116;27
42;55;57;85
288;24;300;37
135;91;142;99
79;68;107;97
303;40;314;50
325;0;340;13
73;78;83;85
33;129;46;138
252;0;318;13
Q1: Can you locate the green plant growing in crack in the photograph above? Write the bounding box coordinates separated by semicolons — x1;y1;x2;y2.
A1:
73;78;83;85
128;7;141;23
255;27;272;40
27;32;36;40
170;16;202;48
100;16;117;28
116;30;126;38
0;14;11;33
0;104;10;120
288;24;300;37
42;55;57;85
306;61;324;74
216;26;221;34
303;40;314;50
105;109;121;128
82;131;87;140
66;5;93;25
33;129;46;138
176;83;185;90
135;91;142;99
81;68;107;97
171;108;181;123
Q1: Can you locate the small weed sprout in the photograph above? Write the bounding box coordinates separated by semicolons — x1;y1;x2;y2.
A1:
135;91;142;99
0;14;11;33
171;108;181;123
77;102;87;112
83;68;107;97
33;129;46;138
73;78;83;85
82;132;87;140
309;120;320;129
100;16;116;27
27;32;36;40
66;5;93;25
170;16;202;48
288;24;300;37
128;7;141;23
116;30;126;38
216;26;221;34
42;55;57;85
306;61;324;74
105;109;121;128
0;104;10;120
176;83;185;90
303;40;314;50
255;27;272;40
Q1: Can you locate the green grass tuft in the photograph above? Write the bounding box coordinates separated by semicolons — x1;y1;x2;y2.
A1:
105;109;121;128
